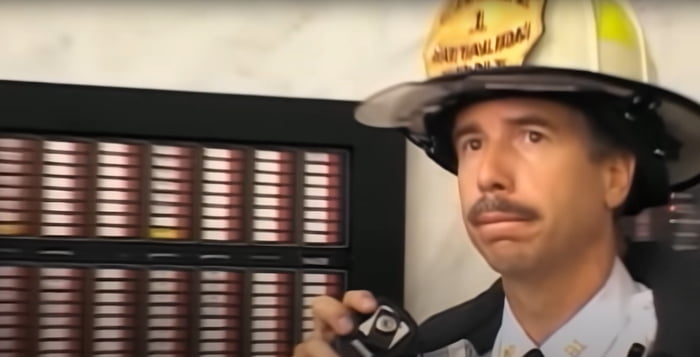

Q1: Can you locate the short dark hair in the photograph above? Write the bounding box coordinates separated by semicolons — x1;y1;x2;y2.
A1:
559;93;637;163
569;96;639;220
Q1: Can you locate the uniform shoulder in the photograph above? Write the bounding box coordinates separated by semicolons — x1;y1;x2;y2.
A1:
624;241;700;356
420;339;486;357
416;280;504;355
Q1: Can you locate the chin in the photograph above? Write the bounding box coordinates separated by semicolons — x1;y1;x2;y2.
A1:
488;260;535;276
482;244;535;274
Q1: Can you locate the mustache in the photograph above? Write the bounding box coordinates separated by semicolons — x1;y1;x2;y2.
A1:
467;196;540;224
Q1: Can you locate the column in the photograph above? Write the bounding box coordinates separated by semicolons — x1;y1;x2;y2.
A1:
251;150;294;244
149;145;193;240
249;272;293;357
0;265;31;357
95;142;143;238
146;268;191;357
36;267;84;356
91;267;138;356
199;269;243;356
0;137;40;236
41;140;90;237
301;152;344;245
200;147;245;242
300;272;344;339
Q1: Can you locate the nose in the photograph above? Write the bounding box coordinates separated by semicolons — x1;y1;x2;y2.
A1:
475;142;514;194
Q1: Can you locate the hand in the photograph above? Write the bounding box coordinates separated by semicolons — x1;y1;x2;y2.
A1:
292;290;378;357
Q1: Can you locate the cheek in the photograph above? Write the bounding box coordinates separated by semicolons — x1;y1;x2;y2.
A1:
531;158;605;215
457;169;480;215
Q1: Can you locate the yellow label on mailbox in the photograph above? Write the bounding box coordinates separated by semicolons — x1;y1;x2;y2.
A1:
0;224;26;236
149;228;181;240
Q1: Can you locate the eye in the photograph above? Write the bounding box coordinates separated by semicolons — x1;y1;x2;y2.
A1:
464;138;482;151
525;130;544;143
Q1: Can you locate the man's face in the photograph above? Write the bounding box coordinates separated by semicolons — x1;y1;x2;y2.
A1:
452;97;634;277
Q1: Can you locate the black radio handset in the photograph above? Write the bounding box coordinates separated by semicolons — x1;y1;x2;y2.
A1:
331;298;657;357
627;343;646;357
332;297;419;357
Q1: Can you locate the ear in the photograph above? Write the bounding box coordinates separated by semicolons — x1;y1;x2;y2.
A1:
603;152;636;210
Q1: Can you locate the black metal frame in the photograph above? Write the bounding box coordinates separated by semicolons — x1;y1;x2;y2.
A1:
0;79;407;303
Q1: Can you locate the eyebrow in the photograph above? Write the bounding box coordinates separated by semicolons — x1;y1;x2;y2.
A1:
451;114;557;143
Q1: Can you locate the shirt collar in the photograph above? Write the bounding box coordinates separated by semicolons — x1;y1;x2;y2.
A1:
493;258;641;357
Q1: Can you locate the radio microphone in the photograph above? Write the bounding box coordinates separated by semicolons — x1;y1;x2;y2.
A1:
627;343;646;357
331;297;419;357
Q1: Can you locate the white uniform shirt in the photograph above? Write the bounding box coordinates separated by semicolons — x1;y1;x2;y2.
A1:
490;258;657;357
422;258;657;357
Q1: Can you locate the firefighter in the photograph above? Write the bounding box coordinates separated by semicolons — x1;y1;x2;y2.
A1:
293;0;700;356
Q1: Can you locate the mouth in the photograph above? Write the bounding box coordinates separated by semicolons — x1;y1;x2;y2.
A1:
472;212;532;226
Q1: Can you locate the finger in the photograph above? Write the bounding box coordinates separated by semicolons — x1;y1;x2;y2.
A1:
342;290;377;314
311;295;355;337
312;315;337;342
293;340;310;357
296;338;341;357
293;341;311;357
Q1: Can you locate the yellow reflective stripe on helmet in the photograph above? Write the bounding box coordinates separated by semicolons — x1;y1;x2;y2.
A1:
595;0;638;48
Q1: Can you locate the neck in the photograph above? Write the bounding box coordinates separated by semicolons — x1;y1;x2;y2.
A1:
501;236;617;345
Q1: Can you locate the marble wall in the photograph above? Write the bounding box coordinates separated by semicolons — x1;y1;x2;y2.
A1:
0;0;698;322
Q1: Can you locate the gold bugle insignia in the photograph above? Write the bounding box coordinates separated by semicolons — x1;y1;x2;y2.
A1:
423;0;546;77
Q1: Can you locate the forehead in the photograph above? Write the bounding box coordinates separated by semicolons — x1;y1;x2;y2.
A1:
452;96;588;133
